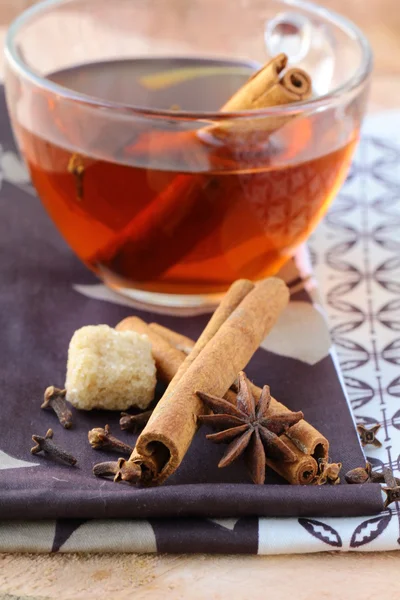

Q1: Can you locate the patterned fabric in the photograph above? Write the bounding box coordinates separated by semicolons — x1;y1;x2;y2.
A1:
0;99;399;552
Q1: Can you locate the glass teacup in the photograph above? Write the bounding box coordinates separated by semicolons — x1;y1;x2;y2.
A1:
4;0;372;308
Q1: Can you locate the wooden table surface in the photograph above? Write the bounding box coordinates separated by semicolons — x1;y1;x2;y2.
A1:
1;1;399;599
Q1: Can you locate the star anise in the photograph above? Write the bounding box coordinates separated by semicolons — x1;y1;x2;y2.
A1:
357;424;382;448
197;372;303;484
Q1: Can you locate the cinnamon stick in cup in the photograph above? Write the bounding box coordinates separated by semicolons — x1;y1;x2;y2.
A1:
118;278;289;484
129;53;312;151
92;54;312;282
211;53;312;143
222;55;312;110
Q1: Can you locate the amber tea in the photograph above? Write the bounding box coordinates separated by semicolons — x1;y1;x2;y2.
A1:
15;57;357;295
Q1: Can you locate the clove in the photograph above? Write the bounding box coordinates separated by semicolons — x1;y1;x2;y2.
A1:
120;410;153;433
88;425;133;455
382;467;400;509
345;462;400;487
93;458;142;484
41;386;73;429
31;429;77;465
345;464;374;484
114;457;142;484
67;153;85;200
93;461;120;479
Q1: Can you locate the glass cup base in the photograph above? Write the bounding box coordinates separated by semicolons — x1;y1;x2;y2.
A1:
111;284;223;315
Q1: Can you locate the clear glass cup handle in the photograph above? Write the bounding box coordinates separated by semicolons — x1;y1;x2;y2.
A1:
265;11;335;97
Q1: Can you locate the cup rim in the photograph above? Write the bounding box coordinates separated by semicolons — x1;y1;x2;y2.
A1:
5;0;373;119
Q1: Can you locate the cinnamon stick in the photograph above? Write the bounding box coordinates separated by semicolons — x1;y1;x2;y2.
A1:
248;381;328;460
151;323;328;458
169;279;254;390
118;315;325;484
126;54;312;156
116;316;186;384
91;55;312;281
212;54;312;143
221;54;311;111
144;322;328;484
121;278;288;484
235;383;327;484
148;323;193;355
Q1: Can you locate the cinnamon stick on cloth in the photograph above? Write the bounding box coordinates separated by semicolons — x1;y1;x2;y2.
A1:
142;323;328;485
92;55;312;282
118;278;289;484
116;280;253;383
119;316;323;484
165;279;254;390
149;323;328;456
148;323;194;355
117;316;186;384
117;279;254;481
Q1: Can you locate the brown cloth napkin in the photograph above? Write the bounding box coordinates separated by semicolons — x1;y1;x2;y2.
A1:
0;90;383;530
